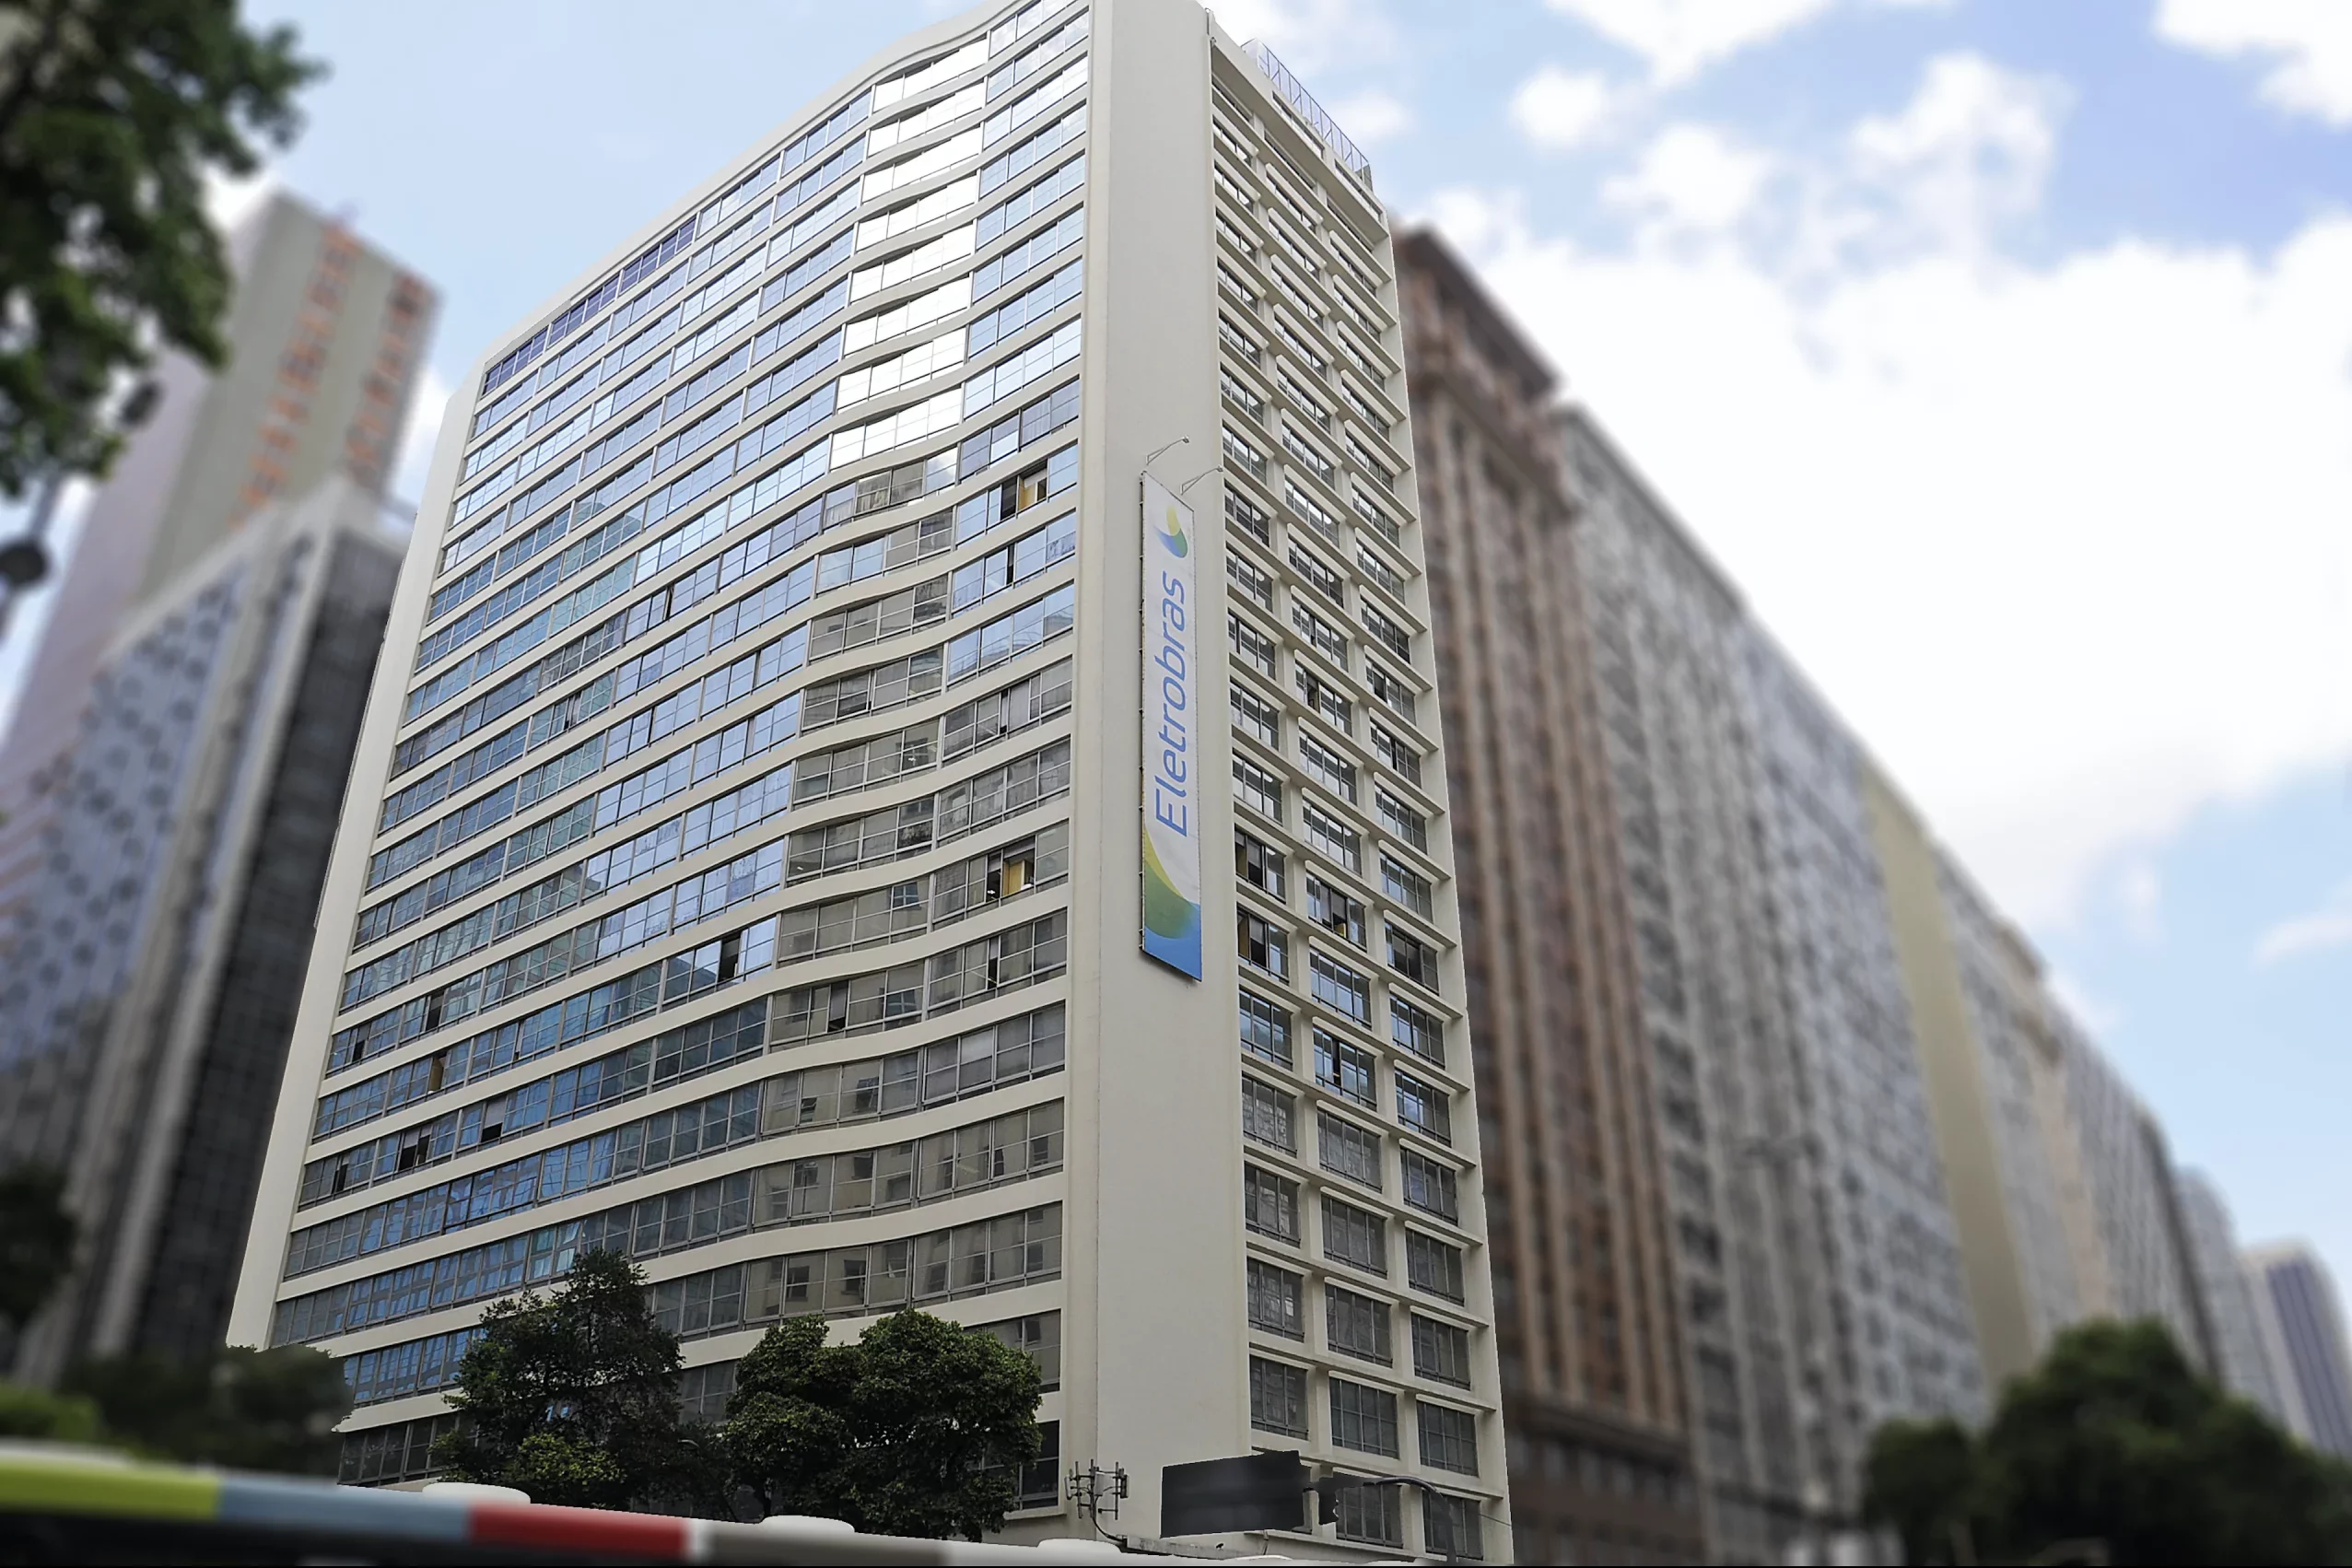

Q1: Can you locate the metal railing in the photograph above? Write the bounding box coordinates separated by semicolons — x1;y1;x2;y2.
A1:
1239;41;1375;192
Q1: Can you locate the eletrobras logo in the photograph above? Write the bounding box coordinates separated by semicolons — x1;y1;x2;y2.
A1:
1141;473;1202;978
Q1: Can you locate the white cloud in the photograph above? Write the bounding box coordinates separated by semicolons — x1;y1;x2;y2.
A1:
1603;123;1775;235
1845;53;2067;260
1419;54;2352;929
2118;862;2161;942
390;365;451;523
2254;883;2352;965
2158;0;2352;125
1510;64;1637;152
1207;0;1396;73
1326;89;1412;146
1544;0;1952;86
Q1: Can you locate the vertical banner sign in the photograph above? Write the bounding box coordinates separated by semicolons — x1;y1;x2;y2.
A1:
1141;474;1203;978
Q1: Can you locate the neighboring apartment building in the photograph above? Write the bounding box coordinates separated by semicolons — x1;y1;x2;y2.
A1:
1398;231;1700;1564
0;479;405;1381
1868;779;2089;1390
0;192;435;951
231;5;1506;1556
2174;1171;2285;1419
2248;1244;2352;1458
1562;404;1984;1562
2054;1019;2211;1368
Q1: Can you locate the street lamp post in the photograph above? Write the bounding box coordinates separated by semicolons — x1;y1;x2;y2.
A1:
0;377;162;638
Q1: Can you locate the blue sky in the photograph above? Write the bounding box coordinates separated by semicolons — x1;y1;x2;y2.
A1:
2;0;2345;1301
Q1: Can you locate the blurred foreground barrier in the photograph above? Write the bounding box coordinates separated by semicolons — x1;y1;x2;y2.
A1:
0;1443;1173;1565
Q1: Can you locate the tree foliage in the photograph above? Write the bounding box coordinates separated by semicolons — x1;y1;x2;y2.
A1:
1863;1317;2352;1565
0;1381;101;1442
726;1308;1044;1539
0;0;322;497
430;1249;691;1510
63;1344;351;1473
0;1163;76;1335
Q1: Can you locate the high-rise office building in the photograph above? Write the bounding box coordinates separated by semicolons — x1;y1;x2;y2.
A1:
1869;779;2091;1389
2247;1244;2352;1458
0;192;436;952
1561;403;1984;1561
1398;231;1700;1564
231;4;1506;1553
0;478;406;1381
2174;1171;2285;1419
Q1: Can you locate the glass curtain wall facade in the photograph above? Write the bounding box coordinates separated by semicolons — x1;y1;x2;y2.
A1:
233;2;1504;1555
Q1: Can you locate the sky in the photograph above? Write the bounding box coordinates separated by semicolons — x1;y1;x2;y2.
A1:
1;0;2346;1300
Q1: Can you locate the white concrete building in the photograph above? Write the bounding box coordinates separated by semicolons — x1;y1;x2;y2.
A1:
229;2;1504;1556
2174;1171;2285;1420
1563;407;1984;1562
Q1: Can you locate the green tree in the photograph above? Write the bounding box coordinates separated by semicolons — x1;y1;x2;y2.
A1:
725;1308;1044;1539
0;0;322;497
64;1344;350;1474
0;1163;76;1336
0;1381;101;1442
1863;1317;2352;1565
1863;1417;1980;1568
430;1249;690;1510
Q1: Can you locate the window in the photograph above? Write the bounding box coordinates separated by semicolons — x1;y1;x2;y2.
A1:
1376;790;1427;851
1233;682;1281;746
1366;661;1416;723
1295;669;1351;732
1301;733;1356;802
1418;1402;1480;1475
1380;856;1431;917
1390;997;1445;1067
1329;1377;1399;1457
1292;603;1347;666
1236;830;1286;898
1223;425;1267;478
1239;912;1290;978
1321;1194;1387;1274
1288;543;1345;605
1234;756;1283;822
1310;952;1371;1022
1306;874;1364;947
1247;1258;1305;1340
1250;1356;1309;1437
1221;367;1266;422
1362;604;1412;663
1229;613;1276;676
1356;544;1404;598
1370;723;1421;786
1411;1313;1473;1387
1423;1492;1484;1560
1387;925;1442;993
1315;1028;1376;1107
1239;989;1293;1068
1326;1283;1391;1364
1395;1071;1452;1144
1407;1231;1466;1302
1242;1078;1296;1153
1402;1150;1460;1223
1245;1164;1301;1242
1333;1480;1401;1548
1303;804;1361;872
1229;550;1275;610
1319;1112;1383;1190
1227;489;1270;544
